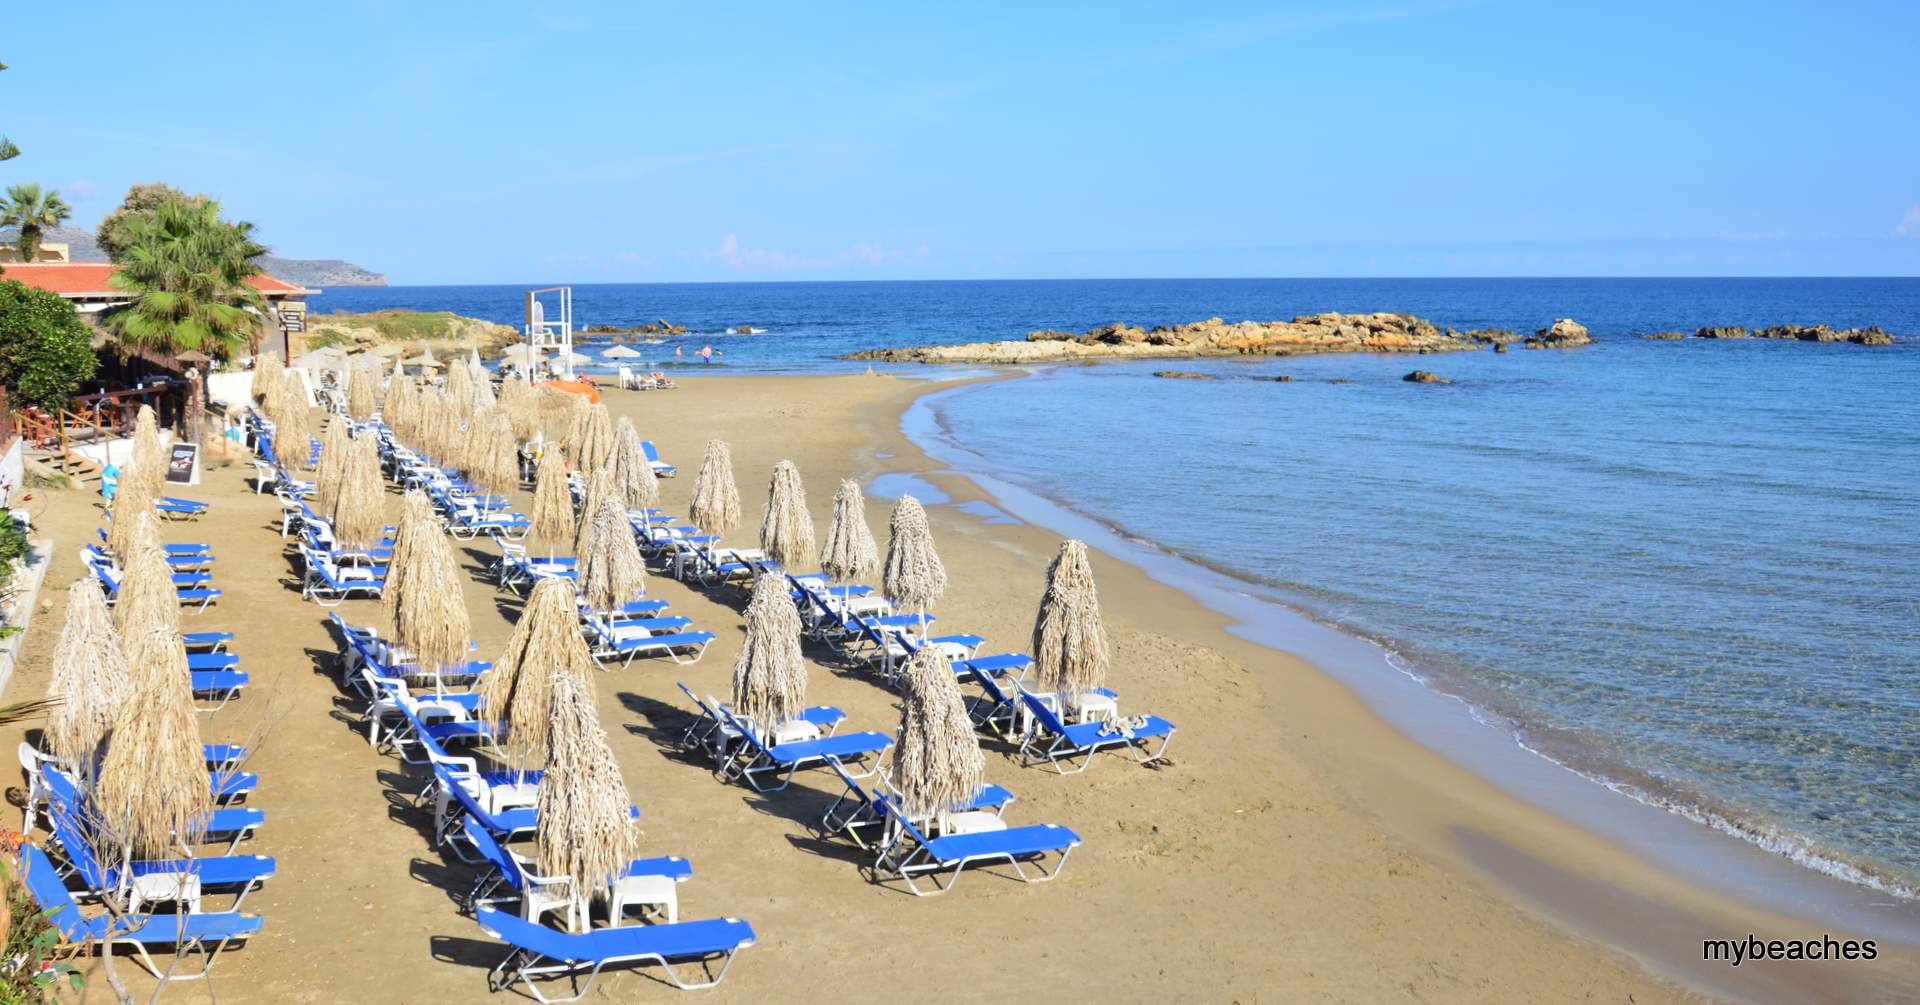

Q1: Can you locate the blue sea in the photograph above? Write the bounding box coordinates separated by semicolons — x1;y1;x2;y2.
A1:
319;279;1920;894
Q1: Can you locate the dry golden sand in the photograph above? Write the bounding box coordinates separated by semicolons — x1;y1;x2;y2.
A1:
6;373;1918;1003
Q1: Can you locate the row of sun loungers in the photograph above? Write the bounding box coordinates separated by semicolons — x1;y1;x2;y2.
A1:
21;500;273;981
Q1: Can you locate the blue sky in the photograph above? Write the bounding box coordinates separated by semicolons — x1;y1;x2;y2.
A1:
5;1;1916;283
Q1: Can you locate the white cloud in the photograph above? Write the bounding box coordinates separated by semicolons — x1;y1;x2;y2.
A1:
1894;204;1920;237
63;179;98;200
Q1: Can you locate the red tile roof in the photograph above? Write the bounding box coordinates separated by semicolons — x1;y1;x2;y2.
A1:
0;262;308;297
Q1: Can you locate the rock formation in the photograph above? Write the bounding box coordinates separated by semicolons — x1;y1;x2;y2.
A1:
1525;318;1591;349
848;312;1486;364
1403;370;1450;384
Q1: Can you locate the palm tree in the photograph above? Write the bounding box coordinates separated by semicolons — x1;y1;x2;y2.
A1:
105;195;269;442
1;61;19;162
0;183;71;262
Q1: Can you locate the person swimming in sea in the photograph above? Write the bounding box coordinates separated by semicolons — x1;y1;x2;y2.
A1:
700;344;713;363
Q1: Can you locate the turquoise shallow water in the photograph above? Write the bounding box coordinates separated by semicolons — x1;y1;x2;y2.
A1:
928;339;1920;894
324;277;1920;892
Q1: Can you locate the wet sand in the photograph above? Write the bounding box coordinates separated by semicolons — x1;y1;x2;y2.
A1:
5;373;1917;1003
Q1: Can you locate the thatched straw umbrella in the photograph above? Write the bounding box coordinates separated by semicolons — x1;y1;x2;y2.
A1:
314;416;351;514
386;374;418;443
568;403;615;472
445;359;476;420
105;455;158;563
250;351;285;412
610;418;659;512
470;411;519;500
479;578;598;768
889;647;985;821
572;468;614;557
470;363;497;412
128;405;167;502
576;489;646;615
330;436;387;552
346;369;377;422
529;449;574;558
96;625;210;858
430;389;468;468
730;574;807;730
689;439;740;538
114;516;181;640
884;495;946;624
758;460;815;572
541;389;586;445
498;377;539;443
1031;539;1111;709
536;670;637;922
382;492;469;681
819;479;879;584
277;371;314;470
45;579;130;769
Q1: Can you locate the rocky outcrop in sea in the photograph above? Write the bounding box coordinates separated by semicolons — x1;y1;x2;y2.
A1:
849;312;1488;364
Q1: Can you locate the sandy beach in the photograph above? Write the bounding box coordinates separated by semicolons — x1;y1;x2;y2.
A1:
6;373;1916;1004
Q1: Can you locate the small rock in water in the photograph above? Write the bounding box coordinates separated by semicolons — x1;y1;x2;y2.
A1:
1642;331;1688;340
1493;342;1508;353
1695;325;1749;339
1269;375;1294;382
1403;370;1450;384
1151;370;1214;380
1525;317;1591;348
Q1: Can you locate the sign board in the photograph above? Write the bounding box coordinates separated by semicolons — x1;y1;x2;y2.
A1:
165;442;201;486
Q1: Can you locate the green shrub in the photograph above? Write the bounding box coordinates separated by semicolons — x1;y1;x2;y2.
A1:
0;279;97;410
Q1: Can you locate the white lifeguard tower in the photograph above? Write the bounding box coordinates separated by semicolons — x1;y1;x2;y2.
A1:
523;286;574;381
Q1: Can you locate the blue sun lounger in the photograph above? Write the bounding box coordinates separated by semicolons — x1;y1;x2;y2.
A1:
41;764;262;855
463;818;689;928
98;528;211;557
88;560;222;611
716;708;891;792
1016;690;1176;773
820;758;1014;851
183;631;233;653
474;909;753;1001
585;618;715;667
21;846;263;981
190;670;249;712
641;440;675;477
49;804;275;910
672;684;845;765
869;801;1081;897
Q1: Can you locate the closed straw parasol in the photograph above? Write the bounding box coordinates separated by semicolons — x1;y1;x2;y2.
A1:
128;405;167;502
314;416;351;514
428;389;466;468
759;460;815;572
730;574;807;730
1030;539;1111;708
889;647;985;821
576;488;646;614
536;670;638;916
106;453;158;563
471;411;519;498
689;439;741;538
568;403;615;472
470;361;497;411
572;468;616;558
384;493;470;680
445;358;476;420
347;369;377;422
540;387;586;443
884;495;946;617
277;371;314;470
45;578;130;769
114;515;181;640
529;449;574;557
479;578;599;768
498;377;539;442
250;351;285;410
819;478;879;584
385;374;417;444
610;418;659;510
381;492;432;630
330;435;387;552
96;625;210;857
